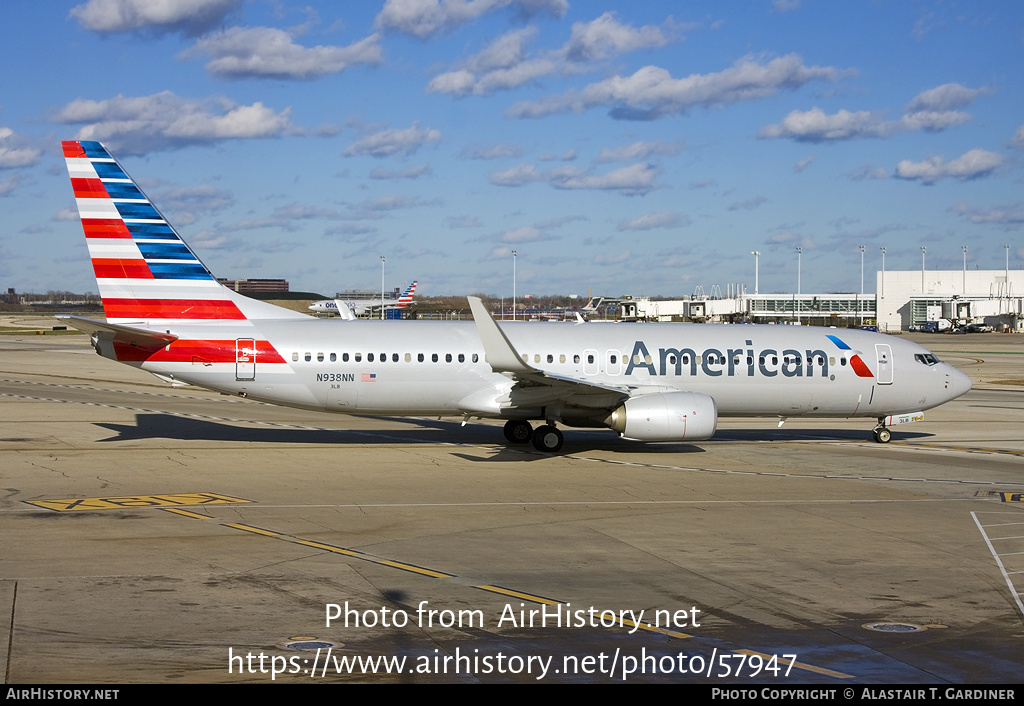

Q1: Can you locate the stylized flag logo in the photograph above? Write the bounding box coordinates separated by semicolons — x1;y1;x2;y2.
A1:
825;335;874;378
361;373;377;382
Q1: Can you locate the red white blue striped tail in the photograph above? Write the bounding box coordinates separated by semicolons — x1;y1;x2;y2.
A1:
397;280;417;307
63;140;304;326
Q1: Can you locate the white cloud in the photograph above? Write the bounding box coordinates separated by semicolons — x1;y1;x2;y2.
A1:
489;163;543;186
428;13;681;97
728;196;768;211
760;105;971;142
0;128;42;168
151;184;233;225
617;211;685;231
596;140;683;162
0;175;19;196
1011;125;1024;148
375;0;567;39
70;0;240;36
369;163;432;179
508;55;840;120
760;83;985;143
563;12;671;62
894;149;1004;184
794;156;815;172
188;27;381;80
906;83;991;112
53;91;294;154
490;162;658;195
950;202;1024;228
464;143;523;159
500;226;542;243
344;122;442;158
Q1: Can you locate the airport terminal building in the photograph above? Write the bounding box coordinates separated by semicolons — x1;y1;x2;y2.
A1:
614;269;1022;332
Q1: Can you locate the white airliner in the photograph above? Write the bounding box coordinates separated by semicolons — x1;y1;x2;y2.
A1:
58;141;972;452
309;281;417;318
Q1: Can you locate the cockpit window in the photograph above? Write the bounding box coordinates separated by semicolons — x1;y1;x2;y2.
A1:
914;353;940;366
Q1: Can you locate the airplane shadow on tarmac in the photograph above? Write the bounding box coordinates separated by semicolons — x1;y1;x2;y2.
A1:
92;413;933;462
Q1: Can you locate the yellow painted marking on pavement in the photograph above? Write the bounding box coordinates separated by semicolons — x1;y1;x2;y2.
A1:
293;539;362;556
1001;493;1024;502
224;522;280;538
150;504;848;678
162;508;211;520
25;492;251;512
475;585;561;604
735;649;853;679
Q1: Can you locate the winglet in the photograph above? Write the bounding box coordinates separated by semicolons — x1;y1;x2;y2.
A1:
467;297;537;374
334;300;357;320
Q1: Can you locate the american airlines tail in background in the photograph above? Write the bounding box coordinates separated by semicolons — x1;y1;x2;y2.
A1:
59;141;972;453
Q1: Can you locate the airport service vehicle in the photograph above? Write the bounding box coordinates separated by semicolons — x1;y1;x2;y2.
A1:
58;140;972;452
308;281;417;318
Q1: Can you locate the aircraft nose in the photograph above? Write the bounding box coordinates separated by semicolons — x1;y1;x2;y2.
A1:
946;366;973;400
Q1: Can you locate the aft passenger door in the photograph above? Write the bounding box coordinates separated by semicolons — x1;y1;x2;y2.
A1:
235;338;256;381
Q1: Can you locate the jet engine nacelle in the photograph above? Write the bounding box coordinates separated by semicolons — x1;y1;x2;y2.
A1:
606;391;718;441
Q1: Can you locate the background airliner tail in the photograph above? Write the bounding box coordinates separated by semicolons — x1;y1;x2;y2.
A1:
397;281;417;307
63;140;305;326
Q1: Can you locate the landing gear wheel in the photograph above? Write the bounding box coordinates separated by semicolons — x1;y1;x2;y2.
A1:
503;420;533;444
873;427;891;444
531;425;564;453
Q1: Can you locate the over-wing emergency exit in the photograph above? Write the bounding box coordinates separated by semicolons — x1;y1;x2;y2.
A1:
58;141;972;452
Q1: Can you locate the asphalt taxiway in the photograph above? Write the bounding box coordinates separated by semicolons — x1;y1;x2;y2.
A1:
1;329;1022;683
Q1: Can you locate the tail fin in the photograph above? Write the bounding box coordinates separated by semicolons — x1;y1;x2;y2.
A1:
62;140;304;325
397;280;417;308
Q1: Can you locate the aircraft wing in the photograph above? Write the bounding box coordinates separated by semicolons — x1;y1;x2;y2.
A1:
467;297;631;410
56;315;179;348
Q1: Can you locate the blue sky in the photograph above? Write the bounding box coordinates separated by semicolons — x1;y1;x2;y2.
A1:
1;0;1022;298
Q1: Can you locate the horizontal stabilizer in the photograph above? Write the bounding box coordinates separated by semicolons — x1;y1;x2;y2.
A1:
56;315;178;348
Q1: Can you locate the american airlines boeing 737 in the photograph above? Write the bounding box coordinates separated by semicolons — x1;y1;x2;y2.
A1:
58;141;972;452
308;281;417;317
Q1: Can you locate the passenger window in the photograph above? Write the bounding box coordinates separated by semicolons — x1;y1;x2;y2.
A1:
458;353;465;363
405;353;411;362
559;354;566;364
355;353;362;362
547;354;553;363
472;353;479;363
393;353;399;362
418;353;424;362
368;353;375;362
445;353;452;363
573;354;580;363
291;352;298;362
432;353;438;362
317;352;324;362
343;353;350;362
330;353;336;362
304;352;311;362
588;354;595;364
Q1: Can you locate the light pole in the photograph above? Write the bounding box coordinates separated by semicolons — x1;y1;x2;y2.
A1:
796;246;802;295
920;246;926;293
859;245;865;295
880;246;886;299
380;255;385;320
512;250;517;321
751;251;760;295
1006;244;1011;297
962;245;968;295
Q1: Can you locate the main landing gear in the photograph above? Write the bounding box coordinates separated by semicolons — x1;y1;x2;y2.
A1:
872;420;892;444
502;420;564;453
